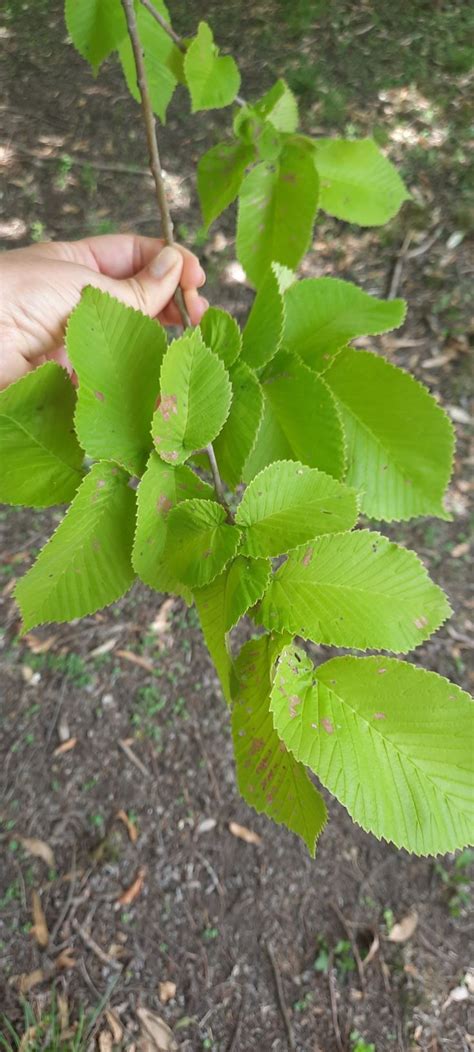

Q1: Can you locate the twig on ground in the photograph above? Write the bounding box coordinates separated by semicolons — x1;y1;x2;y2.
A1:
1;140;152;176
118;738;151;780
327;951;344;1052
72;918;122;970
330;900;366;991
227;996;244;1052
387;230;413;299
49;845;77;946
265;939;296;1052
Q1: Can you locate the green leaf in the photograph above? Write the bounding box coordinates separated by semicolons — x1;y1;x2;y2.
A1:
212;361;264;488
118;0;183;122
162;499;241;588
197;140;255;229
0;363;83;507
254;79;299;133
236;461;358;558
241;264;285;371
259;529;451;652
312;137;410;226
66;287;166;476
243;351;346;482
132;453;213;599
65;0;126;73
283;277;406;373
325;348;455;520
236;138;319;287
16;463;135;631
184;21;240;111
271;648;474;855
232;634;327;855
152;330;232;465
194;555;270;701
199;307;241;368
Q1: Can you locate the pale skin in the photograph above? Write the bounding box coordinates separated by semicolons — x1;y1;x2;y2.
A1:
0;234;209;390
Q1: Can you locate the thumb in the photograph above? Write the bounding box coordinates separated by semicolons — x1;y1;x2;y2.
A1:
107;245;184;317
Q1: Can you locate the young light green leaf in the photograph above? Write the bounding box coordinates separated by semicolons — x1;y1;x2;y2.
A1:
241;264;285;371
65;0;126;73
118;0;183;122
152;330;232;465
259;529;451;652
0;363;83;507
67;287;166;476
243;351;346;482
199;307;241;368
271;648;473;855
132;453;213;599
184;21;240;111
236;138;319;287
16;463;135;632
212;361;264;488
271;262;296;294
197;141;255;229
254;79;299;132
232;634;327;855
283;277;406;373
162;499;241;588
325;348;455;520
312;137;410;226
194;555;270;701
236;461;358;558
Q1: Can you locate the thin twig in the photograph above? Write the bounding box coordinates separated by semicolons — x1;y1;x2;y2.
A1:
330;900;366;991
387;230;413;299
49;845;77;946
205;443;227;509
121;0;190;327
327;952;344;1052
227;996;244;1052
72;918;122;970
265;939;296;1052
118;738;151;780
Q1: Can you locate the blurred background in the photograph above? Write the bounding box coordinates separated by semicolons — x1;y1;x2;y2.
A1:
1;1;472;1049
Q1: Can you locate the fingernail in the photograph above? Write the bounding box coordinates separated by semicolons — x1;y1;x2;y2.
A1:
149;245;181;278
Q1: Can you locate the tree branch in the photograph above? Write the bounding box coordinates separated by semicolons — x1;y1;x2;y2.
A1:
205;443;227;508
121;0;190;327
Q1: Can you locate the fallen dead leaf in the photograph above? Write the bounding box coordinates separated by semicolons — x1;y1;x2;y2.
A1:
197;817;217;834
57;992;69;1032
451;541;470;559
98;1032;113;1052
13;969;45;993
55;948;76;970
19;1027;38;1051
90;637;120;657
107;942;127;959
361;933;379;970
105;1010;123;1043
19;836;55;868
116;808;138;843
388;910;418;943
117;865;146;906
442;984;469;1010
117;649;154;671
31;891;48;948
150;598;175;635
24;633;57;654
21;665;40;685
159;980;177;1004
53;737;77;755
137;1008;178;1052
229;821;262;846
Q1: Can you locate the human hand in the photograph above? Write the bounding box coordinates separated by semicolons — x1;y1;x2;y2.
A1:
0;234;208;389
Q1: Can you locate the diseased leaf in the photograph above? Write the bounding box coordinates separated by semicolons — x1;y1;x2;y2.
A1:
258;529;451;652
118;0;183;123
162;499;241;588
199;307;241;368
232;634;327;855
237;138;319;287
197;140;255;229
0;363;83;507
65;0;126;73
236;461;358;558
254;79;299;132
271;648;474;855
67;288;166;476
325;349;455;521
213;361;263;488
184;21;240;111
283;277;406;373
243;351;346;482
194;555;270;700
16;463;136;631
132;453;213;599
241;264;285;371
152;330;232;464
312;137;410;226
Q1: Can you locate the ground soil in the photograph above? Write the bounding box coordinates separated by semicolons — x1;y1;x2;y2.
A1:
1;2;473;1050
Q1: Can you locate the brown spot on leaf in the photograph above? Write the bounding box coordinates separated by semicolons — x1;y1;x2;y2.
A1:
157;494;173;514
373;712;386;720
321;718;334;735
289;695;301;719
414;616;428;629
302;546;314;567
94;390;105;402
377;667;387;675
249;737;264;755
158;394;178;421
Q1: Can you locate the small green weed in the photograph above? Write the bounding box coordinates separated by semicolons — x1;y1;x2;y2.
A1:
435;849;474;917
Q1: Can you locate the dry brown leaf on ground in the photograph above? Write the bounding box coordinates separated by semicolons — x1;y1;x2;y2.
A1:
19;836;55;868
55;948;76;970
12;969;45;994
388;910;418;943
31;890;49;947
105;1010;123;1043
158;980;177;1004
137;1008;178;1052
116;808;138;843
57;992;69;1032
117;865;147;906
98;1032;113;1052
53;737;77;755
18;1026;38;1051
116;649;154;671
24;633;57;653
229;821;262;845
442;984;469;1010
150;597;175;635
90;637;120;657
